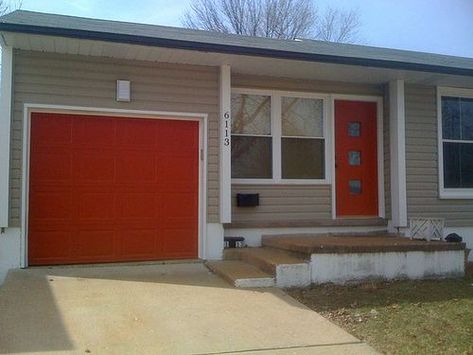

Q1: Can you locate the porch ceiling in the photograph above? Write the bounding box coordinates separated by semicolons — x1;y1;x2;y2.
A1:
2;31;473;89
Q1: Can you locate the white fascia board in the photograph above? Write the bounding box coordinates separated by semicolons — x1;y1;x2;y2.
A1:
0;46;12;228
219;64;232;223
389;80;408;227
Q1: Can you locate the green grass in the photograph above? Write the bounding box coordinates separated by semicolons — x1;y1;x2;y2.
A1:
287;274;473;354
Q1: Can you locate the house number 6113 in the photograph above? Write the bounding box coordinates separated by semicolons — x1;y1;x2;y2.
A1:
223;111;230;146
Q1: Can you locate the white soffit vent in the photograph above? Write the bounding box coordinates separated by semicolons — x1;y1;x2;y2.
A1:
116;80;131;102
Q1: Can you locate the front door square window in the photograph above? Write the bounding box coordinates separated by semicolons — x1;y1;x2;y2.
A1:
348;151;361;166
348;122;361;137
349;180;362;194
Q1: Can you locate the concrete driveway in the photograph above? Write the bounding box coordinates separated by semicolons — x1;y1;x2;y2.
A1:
0;263;376;354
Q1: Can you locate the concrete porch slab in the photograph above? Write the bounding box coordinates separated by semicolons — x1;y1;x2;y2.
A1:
261;234;465;284
262;234;466;254
0;263;377;354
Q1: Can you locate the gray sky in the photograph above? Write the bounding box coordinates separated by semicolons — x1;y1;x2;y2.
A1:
13;0;473;58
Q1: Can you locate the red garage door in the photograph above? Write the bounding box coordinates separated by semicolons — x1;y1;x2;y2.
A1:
28;113;199;265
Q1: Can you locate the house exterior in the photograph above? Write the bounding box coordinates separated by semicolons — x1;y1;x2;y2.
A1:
0;10;472;282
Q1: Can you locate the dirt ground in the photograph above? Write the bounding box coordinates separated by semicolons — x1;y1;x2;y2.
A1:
287;264;473;355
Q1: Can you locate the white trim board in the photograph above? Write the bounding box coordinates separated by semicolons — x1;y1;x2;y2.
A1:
21;104;209;267
437;86;473;199
0;46;13;228
219;65;232;223
330;94;385;219
389;80;408;227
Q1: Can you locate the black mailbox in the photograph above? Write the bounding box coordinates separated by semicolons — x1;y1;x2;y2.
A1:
236;193;259;207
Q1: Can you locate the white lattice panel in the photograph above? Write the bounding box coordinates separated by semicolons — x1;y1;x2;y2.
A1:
409;218;444;241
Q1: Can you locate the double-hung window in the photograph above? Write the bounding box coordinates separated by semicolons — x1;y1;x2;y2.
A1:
281;96;325;179
231;89;328;183
231;93;272;178
439;88;473;198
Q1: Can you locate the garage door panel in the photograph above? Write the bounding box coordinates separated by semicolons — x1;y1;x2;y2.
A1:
110;184;159;193
28;230;72;261
160;142;198;156
157;121;198;152
162;228;197;256
72;116;116;146
159;156;198;181
159;185;197;194
164;221;197;231
118;229;158;257
77;192;116;220
30;151;72;183
73;152;116;181
29;192;73;220
116;154;157;182
116;119;158;147
162;192;198;207
31;114;72;145
162;211;197;228
117;193;159;219
28;113;199;265
70;230;116;258
157;174;197;192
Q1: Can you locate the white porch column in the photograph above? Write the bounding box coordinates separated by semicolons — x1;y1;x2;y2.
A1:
0;45;13;228
219;64;232;223
389;80;408;228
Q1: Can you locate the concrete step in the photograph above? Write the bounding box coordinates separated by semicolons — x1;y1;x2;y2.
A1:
238;247;307;273
224;247;311;288
205;260;275;288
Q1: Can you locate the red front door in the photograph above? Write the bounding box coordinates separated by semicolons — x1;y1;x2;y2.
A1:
335;100;378;217
28;113;199;265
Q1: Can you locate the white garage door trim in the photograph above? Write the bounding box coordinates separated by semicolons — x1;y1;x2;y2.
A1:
21;103;208;268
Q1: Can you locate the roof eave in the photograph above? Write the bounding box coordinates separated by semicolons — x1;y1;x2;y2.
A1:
1;22;473;77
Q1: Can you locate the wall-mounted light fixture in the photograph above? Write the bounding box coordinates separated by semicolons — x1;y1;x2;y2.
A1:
116;80;131;102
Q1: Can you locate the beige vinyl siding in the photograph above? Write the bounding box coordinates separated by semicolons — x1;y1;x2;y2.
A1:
230;74;383;223
9;50;220;226
232;184;331;222
405;84;473;227
232;74;384;96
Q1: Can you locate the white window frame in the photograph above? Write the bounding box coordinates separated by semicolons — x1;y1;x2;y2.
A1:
231;88;331;185
438;86;473;199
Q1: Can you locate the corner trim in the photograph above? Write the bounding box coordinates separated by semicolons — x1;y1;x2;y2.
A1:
0;46;12;228
219;65;232;223
389;80;408;227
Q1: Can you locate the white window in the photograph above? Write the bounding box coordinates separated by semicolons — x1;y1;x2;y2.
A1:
231;89;330;184
231;93;272;178
281;97;325;179
438;87;473;199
